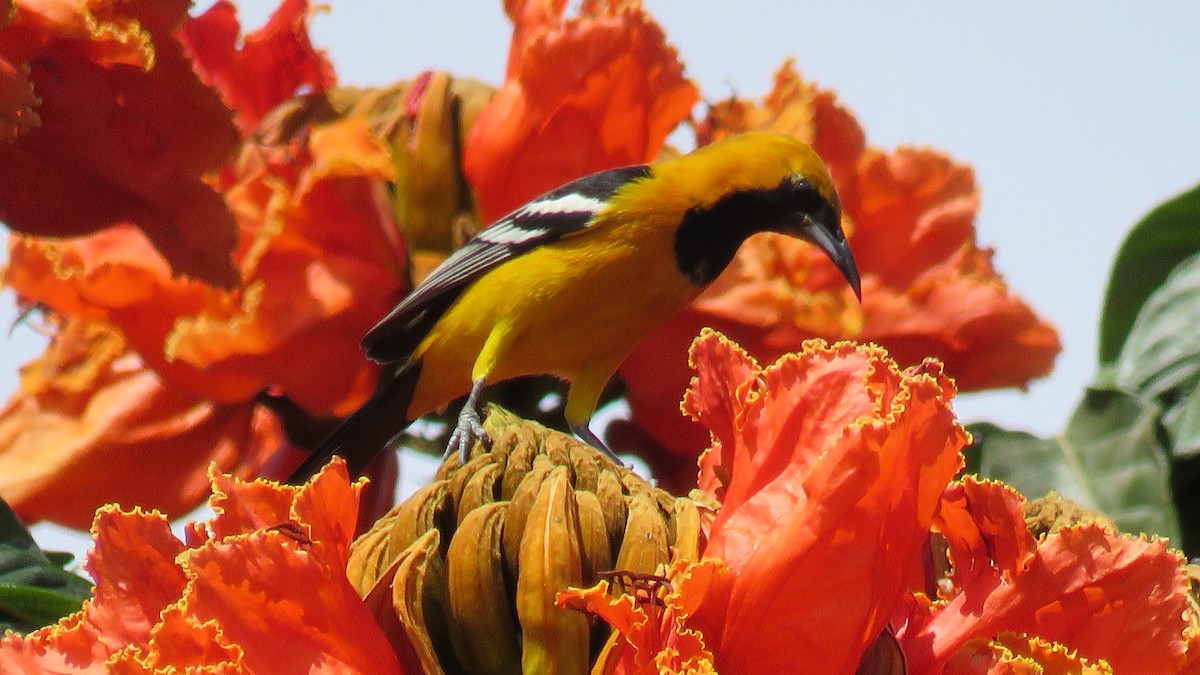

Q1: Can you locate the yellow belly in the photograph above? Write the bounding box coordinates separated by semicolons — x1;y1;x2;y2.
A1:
406;222;698;419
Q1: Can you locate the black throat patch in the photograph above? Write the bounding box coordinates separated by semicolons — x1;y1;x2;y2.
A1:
673;179;794;286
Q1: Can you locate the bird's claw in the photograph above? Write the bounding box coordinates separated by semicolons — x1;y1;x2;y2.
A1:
447;405;489;463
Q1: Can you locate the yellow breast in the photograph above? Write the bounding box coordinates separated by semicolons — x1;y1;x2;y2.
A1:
406;207;698;418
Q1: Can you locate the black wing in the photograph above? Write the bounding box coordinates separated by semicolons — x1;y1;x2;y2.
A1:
362;164;651;362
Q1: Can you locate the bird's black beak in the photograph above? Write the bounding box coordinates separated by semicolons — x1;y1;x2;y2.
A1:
802;218;862;300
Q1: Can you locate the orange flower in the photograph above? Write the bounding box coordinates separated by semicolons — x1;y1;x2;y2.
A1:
896;478;1193;673
0;459;404;674
0;2;404;521
463;0;698;223
5;117;404;416
558;560;723;674
179;0;335;136
0;318;285;529
621;61;1061;457
563;329;969;673
562;332;1196;674
0;114;404;521
0;0;242;285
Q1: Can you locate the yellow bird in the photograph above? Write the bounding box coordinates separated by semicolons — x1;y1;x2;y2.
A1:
288;132;860;482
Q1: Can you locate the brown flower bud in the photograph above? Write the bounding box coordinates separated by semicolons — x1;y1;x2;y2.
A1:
348;407;700;674
328;73;494;260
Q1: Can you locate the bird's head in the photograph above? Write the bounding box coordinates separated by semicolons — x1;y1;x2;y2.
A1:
771;161;861;301
660;133;861;298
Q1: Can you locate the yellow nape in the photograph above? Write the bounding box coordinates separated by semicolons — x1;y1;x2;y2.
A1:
611;132;838;217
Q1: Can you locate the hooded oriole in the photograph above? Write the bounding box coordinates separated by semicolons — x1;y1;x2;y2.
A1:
288;132;861;482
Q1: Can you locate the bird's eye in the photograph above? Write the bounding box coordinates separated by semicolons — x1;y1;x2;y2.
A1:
790;179;824;212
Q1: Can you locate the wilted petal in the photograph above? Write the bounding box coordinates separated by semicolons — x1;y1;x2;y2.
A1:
465;0;697;222
0;319;283;528
180;0;334;136
0;0;241;284
899;478;1191;674
351;408;700;673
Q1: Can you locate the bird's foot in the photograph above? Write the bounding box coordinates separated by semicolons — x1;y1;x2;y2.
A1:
447;403;490;464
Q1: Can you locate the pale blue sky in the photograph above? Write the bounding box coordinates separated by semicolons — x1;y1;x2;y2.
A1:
4;1;1200;443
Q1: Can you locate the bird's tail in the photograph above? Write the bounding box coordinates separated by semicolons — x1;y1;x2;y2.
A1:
286;360;423;484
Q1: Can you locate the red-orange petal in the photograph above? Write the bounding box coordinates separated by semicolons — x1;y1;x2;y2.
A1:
178;462;398;674
0;0;241;284
933;478;1037;595
845;148;1062;391
115;606;243;672
84;507;189;647
5;117;404;416
180;529;400;674
682;328;759;496
0;320;284;528
179;0;335;136
0;505;186;672
557;559;721;675
900;478;1191;674
465;0;697;222
163;118;404;414
686;331;966;673
0;459;393;673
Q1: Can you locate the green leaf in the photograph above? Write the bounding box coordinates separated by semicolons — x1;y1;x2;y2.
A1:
970;387;1180;542
0;499;92;634
1099;182;1200;363
0;584;85;634
1112;252;1200;456
0;496;39;554
1165;385;1200;458
43;551;77;569
0;546;91;595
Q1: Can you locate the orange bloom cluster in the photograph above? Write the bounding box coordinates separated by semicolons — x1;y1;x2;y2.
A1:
561;331;1196;674
619;62;1063;456
3;333;1181;673
0;459;401;673
0;0;406;526
0;0;1060;524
